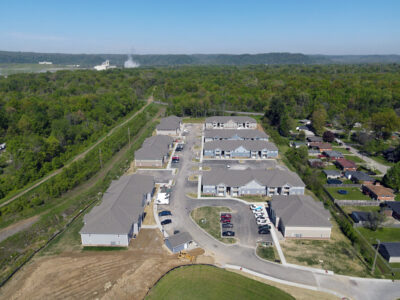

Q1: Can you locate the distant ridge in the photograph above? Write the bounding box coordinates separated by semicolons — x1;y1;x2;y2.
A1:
0;50;399;67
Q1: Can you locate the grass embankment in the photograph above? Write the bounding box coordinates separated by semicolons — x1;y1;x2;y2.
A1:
238;195;270;202
280;220;369;276
358;228;400;243
325;187;371;200
344;155;365;164
0;105;161;284
146;265;294;300
191;206;236;244
256;246;279;262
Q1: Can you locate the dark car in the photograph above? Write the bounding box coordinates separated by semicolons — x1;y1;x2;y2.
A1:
161;219;172;225
158;210;172;217
221;213;232;218
258;229;270;234
220;218;231;223
327;179;342;185
176;144;184;151
346;147;351;151
222;231;235;237
258;225;271;230
222;223;233;229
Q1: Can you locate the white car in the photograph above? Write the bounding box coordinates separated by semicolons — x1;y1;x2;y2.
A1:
257;219;268;225
250;204;262;210
254;214;265;219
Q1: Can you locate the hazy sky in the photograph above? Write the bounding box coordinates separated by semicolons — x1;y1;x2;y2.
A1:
1;0;399;55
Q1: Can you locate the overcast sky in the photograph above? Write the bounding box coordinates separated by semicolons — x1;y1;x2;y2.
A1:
1;0;399;55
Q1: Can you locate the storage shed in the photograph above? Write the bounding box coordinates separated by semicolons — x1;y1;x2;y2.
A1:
165;232;193;253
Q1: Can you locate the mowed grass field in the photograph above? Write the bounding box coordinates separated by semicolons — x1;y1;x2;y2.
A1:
191;206;235;244
358;227;400;243
146;265;294;300
325;187;371;200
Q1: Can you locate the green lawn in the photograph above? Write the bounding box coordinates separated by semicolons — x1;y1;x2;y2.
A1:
182;117;206;123
341;206;380;214
238;195;270;202
191;206;236;244
324;164;339;171
256;246;278;262
344;155;365;164
146;265;294;300
326;187;371;200
368;155;395;167
332;146;352;154
358;227;400;243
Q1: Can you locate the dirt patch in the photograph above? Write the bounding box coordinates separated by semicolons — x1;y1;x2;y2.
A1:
0;229;212;300
0;215;39;243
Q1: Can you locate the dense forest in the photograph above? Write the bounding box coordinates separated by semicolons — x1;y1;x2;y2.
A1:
2;50;400;67
1;64;400;200
0;69;155;199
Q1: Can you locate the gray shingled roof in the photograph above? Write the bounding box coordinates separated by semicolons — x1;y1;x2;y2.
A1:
205;116;257;124
135;135;174;160
203;140;278;151
80;174;154;235
270;195;332;228
202;168;305;187
166;232;193;248
387;201;400;214
380;242;400;257
204;129;268;139
323;170;341;176
156;116;182;130
348;171;374;182
307;136;323;142
324;150;344;158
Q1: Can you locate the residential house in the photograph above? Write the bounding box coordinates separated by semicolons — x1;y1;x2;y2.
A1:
268;195;332;239
309;142;332;153
306;136;323;144
201;168;305;197
165;232;193;253
205;116;257;129
156;116;182;136
362;184;395;201
134;135;174;167
336;158;357;171
204;129;268;142
203;140;278;159
80;174;155;246
308;149;320;156
323;170;341;179
308;159;324;168
350;211;372;227
378;242;400;263
324;150;344;160
292;141;307;148
344;171;375;184
383;202;400;220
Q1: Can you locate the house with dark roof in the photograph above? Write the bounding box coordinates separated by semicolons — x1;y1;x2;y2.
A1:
384;201;400;220
308;158;324;168
350;211;372;227
204;129;268;142
344;171;375;184
324;150;344;160
156;116;182;136
362;184;395;201
201;168;305;197
335;158;357;171
378;242;400;263
80;174;155;246
165;232;193;253
268;195;332;239
308;149;320;156
205;116;257;129
307;136;322;143
292;141;307;148
323;170;341;179
134;135;174;167
309;142;332;153
203;140;278;159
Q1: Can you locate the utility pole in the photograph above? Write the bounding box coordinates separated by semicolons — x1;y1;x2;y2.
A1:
372;239;380;274
99;148;103;169
128;127;131;145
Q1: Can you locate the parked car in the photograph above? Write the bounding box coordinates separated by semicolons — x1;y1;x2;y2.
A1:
176;144;184;151
161;219;172;225
252;207;263;212
172;156;180;163
250;204;260;210
257;219;268;225
220;218;231;223
222;231;235;237
221;213;232;218
258;229;270;234
222;223;233;229
227;164;231;168
158;210;172;217
346;147;351;151
258;225;271;230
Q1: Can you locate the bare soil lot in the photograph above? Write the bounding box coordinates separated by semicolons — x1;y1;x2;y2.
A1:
0;229;212;300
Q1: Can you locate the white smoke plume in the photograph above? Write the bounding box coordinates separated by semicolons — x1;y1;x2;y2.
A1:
124;54;140;68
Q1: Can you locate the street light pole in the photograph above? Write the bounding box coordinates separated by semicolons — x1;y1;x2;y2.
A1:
372;239;381;274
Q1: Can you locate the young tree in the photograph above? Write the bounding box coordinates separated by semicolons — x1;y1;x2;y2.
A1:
311;106;327;135
383;162;400;190
366;211;385;231
266;97;285;126
297;130;306;141
322;131;335;143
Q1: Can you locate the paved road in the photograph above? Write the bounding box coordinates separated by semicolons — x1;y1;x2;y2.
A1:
0;97;153;209
336;138;389;175
165;123;400;300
